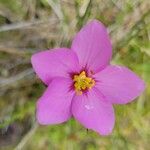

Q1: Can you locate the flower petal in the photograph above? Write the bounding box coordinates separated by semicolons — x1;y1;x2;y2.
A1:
36;77;74;125
94;65;145;104
71;89;115;135
71;20;112;73
31;48;80;85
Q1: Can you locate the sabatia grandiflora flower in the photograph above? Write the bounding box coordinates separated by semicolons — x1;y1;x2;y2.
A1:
31;20;145;135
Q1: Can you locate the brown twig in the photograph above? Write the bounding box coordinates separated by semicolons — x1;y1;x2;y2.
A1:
0;18;58;32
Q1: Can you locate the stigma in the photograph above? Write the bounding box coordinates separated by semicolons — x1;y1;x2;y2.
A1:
73;71;95;95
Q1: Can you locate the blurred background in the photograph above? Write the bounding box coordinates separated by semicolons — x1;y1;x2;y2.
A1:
0;0;150;150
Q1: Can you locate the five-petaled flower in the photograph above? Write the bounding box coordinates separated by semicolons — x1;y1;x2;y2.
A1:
31;20;145;135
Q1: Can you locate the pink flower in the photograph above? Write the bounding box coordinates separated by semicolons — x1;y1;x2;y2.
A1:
31;20;145;135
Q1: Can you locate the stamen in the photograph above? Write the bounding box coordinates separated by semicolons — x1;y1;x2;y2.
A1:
73;71;95;95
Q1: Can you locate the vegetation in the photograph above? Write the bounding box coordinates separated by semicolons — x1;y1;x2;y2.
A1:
0;0;149;149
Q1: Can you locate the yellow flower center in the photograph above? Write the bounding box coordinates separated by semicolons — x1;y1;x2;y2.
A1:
73;71;95;95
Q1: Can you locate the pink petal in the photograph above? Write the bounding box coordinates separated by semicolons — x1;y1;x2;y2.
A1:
31;48;80;85
71;20;112;73
94;65;145;104
71;89;115;135
36;77;74;125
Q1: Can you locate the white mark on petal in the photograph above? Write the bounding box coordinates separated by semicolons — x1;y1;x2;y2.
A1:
115;66;123;72
85;104;94;110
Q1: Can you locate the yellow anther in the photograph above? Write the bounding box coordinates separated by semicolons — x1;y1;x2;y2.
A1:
73;71;95;95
